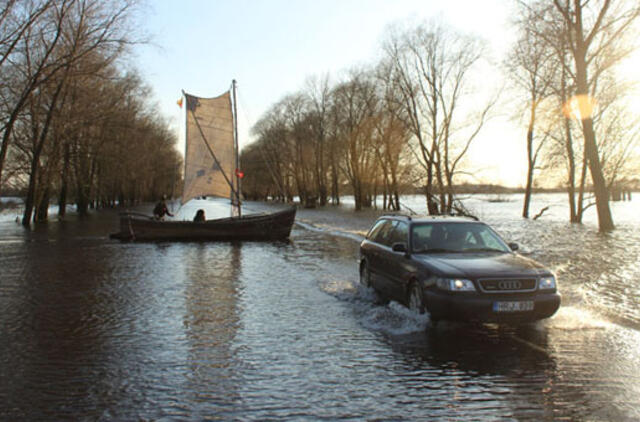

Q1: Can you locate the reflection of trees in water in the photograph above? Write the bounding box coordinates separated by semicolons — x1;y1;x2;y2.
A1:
0;224;248;418
183;243;242;413
0;239;123;417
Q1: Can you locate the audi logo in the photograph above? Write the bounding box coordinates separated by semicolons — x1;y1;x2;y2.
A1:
498;280;522;290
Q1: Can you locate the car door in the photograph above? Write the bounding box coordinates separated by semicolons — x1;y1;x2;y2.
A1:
377;221;409;302
366;219;396;291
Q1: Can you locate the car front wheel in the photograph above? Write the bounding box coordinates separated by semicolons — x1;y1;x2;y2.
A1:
360;261;372;287
407;282;426;314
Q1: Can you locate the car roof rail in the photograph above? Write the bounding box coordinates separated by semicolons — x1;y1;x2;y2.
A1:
414;213;480;222
380;212;413;220
447;212;479;221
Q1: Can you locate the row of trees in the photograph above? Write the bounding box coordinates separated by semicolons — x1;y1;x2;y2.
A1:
242;71;412;212
244;1;639;231
242;22;497;214
0;0;182;226
508;0;640;230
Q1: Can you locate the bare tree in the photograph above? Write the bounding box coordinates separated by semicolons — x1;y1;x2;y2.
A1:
304;74;331;206
249;99;299;203
10;0;140;225
507;5;557;218
549;0;640;231
383;21;495;215
375;60;411;210
332;70;379;211
0;0;70;191
521;0;640;229
0;0;52;70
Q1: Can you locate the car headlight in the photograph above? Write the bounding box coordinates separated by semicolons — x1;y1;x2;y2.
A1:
436;278;476;292
538;276;557;290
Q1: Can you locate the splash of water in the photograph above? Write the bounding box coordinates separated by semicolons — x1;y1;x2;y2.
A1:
545;306;612;331
317;277;431;335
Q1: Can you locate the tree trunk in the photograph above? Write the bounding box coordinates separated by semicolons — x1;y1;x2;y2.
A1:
22;80;65;226
58;142;70;218
565;117;578;222
425;161;439;214
522;107;536;219
22;155;41;226
0;108;24;193
354;180;362;211
577;151;588;222
572;11;614;231
331;163;340;205
580;115;613;230
35;185;50;222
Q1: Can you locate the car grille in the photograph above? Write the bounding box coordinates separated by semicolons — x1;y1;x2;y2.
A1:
478;278;537;293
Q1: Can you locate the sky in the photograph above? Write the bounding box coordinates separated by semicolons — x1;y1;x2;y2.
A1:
132;0;638;188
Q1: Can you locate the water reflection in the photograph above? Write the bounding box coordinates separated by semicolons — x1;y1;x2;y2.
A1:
0;235;142;419
387;323;556;419
318;269;639;420
182;243;242;417
1;196;639;420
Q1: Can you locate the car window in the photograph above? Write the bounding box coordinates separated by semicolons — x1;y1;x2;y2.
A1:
388;221;408;246
412;224;432;251
374;220;397;246
366;219;388;240
477;230;507;250
411;222;510;252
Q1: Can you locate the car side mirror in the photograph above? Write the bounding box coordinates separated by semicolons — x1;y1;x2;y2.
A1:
392;242;408;253
508;242;519;251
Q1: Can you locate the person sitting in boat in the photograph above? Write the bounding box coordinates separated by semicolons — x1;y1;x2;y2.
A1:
153;195;173;220
193;209;205;222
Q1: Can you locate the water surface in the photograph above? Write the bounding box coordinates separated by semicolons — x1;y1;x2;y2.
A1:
0;194;639;420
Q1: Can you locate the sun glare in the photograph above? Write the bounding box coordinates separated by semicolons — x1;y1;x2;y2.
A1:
562;94;598;120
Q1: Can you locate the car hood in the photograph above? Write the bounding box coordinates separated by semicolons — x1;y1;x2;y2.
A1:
414;252;549;279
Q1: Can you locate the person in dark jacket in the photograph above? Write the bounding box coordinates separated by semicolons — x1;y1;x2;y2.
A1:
193;209;205;222
153;195;173;220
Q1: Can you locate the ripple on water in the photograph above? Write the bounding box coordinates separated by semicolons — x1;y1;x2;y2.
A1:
1;195;640;420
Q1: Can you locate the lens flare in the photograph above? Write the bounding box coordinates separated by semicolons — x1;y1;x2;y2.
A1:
562;95;597;120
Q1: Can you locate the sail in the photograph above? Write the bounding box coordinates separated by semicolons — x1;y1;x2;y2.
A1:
182;91;235;204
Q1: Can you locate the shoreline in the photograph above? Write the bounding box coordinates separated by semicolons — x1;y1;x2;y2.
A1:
1;191;636;229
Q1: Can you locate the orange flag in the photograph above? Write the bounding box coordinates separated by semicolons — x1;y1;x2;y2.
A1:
177;97;183;108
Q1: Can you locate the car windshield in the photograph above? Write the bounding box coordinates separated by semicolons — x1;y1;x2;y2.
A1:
411;222;511;253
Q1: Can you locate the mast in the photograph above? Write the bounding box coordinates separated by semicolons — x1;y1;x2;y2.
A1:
182;90;188;204
232;79;241;217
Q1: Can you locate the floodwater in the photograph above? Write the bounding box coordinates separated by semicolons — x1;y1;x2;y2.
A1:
0;194;639;420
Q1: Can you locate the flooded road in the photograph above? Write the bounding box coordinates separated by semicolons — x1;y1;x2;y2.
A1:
1;195;639;420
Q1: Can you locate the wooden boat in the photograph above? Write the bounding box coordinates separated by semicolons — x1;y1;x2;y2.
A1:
111;206;296;241
111;81;296;242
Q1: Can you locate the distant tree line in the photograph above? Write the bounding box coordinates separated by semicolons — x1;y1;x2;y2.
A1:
508;0;640;230
0;0;182;226
242;21;496;214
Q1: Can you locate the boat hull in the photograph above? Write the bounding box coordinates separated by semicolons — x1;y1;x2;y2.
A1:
111;207;296;241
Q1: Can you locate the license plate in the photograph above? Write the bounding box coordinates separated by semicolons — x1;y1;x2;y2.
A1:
493;301;534;312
